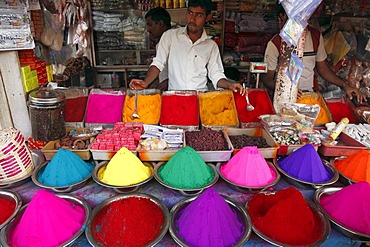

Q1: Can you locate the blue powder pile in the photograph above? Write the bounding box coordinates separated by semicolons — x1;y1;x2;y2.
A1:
38;149;94;187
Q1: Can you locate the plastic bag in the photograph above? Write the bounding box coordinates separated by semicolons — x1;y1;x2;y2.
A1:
286;52;305;84
280;18;307;47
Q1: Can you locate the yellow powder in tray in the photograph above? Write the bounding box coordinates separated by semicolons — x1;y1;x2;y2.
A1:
296;97;330;124
199;91;239;126
123;93;161;124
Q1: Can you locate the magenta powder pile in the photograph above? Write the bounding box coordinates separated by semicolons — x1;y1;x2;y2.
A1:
320;181;370;235
10;190;86;247
220;146;276;187
278;144;332;183
176;187;245;247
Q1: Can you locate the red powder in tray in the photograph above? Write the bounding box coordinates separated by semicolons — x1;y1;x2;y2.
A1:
234;90;274;123
160;94;199;126
0;197;16;225
326;101;357;123
64;96;88;122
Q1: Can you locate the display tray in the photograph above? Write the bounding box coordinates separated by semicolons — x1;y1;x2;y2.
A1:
41;140;91;161
184;129;233;162
90;149;137;161
277;143;320;156
325;97;361;124
65;121;85;128
137;148;180;162
225;127;279;159
297;92;333;125
318;132;367;157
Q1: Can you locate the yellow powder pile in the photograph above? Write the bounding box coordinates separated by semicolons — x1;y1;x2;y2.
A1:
98;147;152;186
296;97;330;124
199;90;239;126
123;93;161;124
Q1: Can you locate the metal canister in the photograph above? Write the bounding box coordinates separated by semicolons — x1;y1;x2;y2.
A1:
27;89;66;141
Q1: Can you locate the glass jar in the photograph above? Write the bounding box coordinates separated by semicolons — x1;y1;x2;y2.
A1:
28;89;66;141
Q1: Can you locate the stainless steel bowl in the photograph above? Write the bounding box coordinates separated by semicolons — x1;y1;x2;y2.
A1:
92;161;154;193
85;193;170;246
154;162;219;196
31;161;93;193
0;150;44;189
246;197;331;247
0;190;22;230
273;158;339;189
0;193;91;246
169;195;252;246
314;186;370;241
330;156;356;185
216;161;280;193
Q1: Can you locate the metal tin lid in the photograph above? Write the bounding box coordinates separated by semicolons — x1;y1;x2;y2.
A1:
28;89;66;104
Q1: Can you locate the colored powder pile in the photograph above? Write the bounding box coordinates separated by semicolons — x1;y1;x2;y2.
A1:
10;190;85;247
92;196;164;246
326;101;356;123
278;144;332;183
160;94;199;126
158;146;214;189
198;90;239;126
64;96;88;122
123;93;161;124
0;197;16;225
220;146;276;187
98;147;152;186
85;90;125;124
247;187;322;245
38;149;94;187
177;187;245;247
320;181;370;235
234;90;275;123
334;150;370;183
296;96;330;124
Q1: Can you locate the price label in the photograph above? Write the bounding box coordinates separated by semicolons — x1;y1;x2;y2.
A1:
249;62;267;73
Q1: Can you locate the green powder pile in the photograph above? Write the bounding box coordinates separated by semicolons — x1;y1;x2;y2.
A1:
158;146;214;189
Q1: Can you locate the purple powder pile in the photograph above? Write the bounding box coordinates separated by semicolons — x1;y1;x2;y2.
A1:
278;144;332;183
176;187;245;247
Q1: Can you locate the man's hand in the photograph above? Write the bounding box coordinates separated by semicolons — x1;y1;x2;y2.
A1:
129;79;148;90
229;82;247;96
343;83;367;103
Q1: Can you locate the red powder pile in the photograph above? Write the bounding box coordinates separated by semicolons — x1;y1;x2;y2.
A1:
0;197;16;225
326;101;356;123
247;187;322;245
234;90;274;123
160;94;199;126
92;197;165;246
64;96;88;122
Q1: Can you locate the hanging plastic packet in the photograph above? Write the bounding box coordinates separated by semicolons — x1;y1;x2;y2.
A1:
280;18;307;47
280;0;322;21
286;52;305;85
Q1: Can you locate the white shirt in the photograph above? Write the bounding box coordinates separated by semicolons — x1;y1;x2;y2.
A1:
156;43;168;83
264;30;327;91
150;26;226;91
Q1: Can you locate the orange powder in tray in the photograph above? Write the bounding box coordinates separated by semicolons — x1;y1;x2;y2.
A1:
296;97;330;124
334;150;370;183
123;93;161;124
199;90;238;126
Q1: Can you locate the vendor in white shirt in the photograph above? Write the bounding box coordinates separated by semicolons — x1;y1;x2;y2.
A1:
130;0;246;95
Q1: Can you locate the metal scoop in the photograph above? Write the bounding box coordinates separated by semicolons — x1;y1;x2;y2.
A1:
245;93;255;111
131;90;140;119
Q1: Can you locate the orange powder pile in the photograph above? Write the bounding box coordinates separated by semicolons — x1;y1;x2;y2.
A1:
123;93;161;124
296;97;330;124
334;150;370;183
199;90;238;126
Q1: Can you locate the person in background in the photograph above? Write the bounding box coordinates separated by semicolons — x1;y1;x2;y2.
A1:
262;4;366;103
130;0;246;95
145;7;171;91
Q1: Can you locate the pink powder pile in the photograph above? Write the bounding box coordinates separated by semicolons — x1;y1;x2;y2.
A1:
10;190;86;247
320;182;370;235
220;146;276;187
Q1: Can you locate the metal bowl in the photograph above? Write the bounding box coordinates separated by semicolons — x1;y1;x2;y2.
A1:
92;161;154;193
0;190;22;230
216;161;280;193
154;162;219;196
330;156;356;185
0;150;44;189
273;158;339;189
169;195;252;246
246;196;331;247
31;161;93;193
85;193;170;246
0;193;91;246
314;186;370;241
